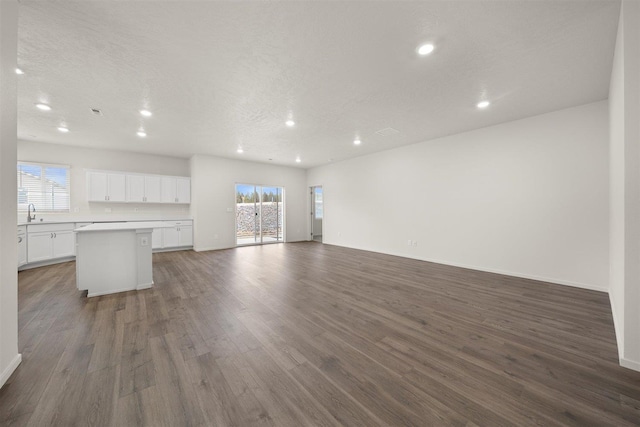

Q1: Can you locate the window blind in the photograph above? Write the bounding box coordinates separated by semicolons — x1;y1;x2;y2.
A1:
17;162;70;212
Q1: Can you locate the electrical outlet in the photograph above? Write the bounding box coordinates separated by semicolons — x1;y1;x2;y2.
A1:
140;236;149;246
226;207;233;213
134;207;139;212
105;208;112;213
73;207;80;213
407;239;412;246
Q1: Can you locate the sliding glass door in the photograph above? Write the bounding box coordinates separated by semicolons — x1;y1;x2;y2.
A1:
236;184;284;245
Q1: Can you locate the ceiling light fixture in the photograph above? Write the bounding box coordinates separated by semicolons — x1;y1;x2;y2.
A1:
57;126;69;133
354;138;362;145
417;43;435;56
237;148;244;153
35;103;51;111
137;131;147;137
295;157;301;163
140;109;152;117
15;68;24;75
286;120;295;127
477;100;490;109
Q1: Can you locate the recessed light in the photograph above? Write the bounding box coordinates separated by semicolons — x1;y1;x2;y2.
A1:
286;120;295;127
417;43;435;56
57;127;69;133
140;109;152;117
477;100;490;109
295;157;301;163
137;131;147;137
237;148;243;153
354;138;362;145
15;68;24;75
35;103;51;111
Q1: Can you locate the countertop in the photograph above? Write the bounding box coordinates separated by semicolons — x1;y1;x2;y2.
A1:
75;221;176;232
18;218;192;226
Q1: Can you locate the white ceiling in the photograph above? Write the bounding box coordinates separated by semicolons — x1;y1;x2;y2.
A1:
17;0;620;169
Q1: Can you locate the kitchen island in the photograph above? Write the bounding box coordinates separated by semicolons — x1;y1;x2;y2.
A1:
75;221;173;297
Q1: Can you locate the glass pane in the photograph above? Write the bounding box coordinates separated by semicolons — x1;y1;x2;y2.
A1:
236;184;259;245
314;187;323;219
260;186;282;243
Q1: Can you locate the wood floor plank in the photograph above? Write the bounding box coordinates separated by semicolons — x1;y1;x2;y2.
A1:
2;242;640;426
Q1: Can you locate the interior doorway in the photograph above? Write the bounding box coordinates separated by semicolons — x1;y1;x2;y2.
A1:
311;186;323;243
236;184;284;246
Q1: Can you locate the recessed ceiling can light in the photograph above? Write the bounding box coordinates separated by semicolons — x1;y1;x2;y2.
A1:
354;138;362;145
35;103;51;111
237;148;243;153
477;100;490;109
57;127;69;133
417;43;435;56
286;120;295;127
137;131;147;137
15;68;24;75
295;157;301;163
140;109;152;117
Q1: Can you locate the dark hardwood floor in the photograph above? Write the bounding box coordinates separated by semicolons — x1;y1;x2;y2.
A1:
1;242;639;426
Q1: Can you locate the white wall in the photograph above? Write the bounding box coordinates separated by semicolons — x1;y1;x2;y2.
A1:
18;140;191;221
190;154;307;251
0;0;20;389
308;101;609;291
609;0;640;371
609;2;626;363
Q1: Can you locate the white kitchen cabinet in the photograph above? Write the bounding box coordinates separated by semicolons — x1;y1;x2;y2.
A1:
161;221;193;248
27;223;76;263
127;175;162;203
152;228;163;249
17;226;27;267
161;177;191;204
87;171;126;202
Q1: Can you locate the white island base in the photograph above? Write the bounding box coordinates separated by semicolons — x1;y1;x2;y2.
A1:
75;222;169;297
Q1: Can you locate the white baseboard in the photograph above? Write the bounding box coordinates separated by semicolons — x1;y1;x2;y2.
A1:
136;281;153;291
609;292;624;362
0;353;22;389
620;357;640;372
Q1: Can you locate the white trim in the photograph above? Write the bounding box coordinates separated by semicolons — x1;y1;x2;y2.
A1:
609;291;624;362
136;282;153;291
0;354;22;389
87;285;152;297
620;358;640;372
326;242;608;292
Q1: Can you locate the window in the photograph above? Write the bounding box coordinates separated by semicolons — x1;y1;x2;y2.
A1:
17;162;70;212
314;187;323;219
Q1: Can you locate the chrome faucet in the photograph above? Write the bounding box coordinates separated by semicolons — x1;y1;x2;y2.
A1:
27;204;36;223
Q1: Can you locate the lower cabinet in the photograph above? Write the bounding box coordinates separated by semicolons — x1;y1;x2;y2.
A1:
161;223;193;248
17;226;27;267
27;226;75;263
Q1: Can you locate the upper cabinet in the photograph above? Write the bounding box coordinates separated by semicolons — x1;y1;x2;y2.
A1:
88;170;190;204
161;176;191;204
126;175;162;203
87;171;126;202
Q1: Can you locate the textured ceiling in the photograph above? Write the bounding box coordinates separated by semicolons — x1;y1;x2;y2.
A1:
17;1;620;168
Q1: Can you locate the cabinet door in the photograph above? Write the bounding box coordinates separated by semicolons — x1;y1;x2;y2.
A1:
179;226;193;246
107;173;127;202
152;228;163;249
18;234;27;266
126;175;145;202
161;177;177;203
87;172;108;201
52;231;75;258
145;176;162;203
163;227;180;248
27;232;53;263
176;178;191;204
